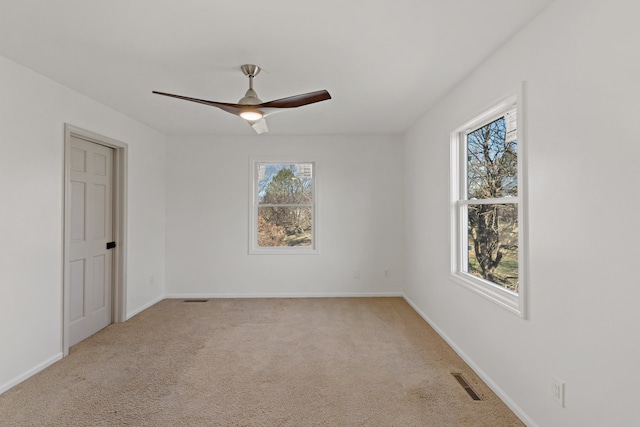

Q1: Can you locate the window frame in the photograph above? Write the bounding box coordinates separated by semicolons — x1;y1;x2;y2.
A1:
449;86;528;317
249;158;319;255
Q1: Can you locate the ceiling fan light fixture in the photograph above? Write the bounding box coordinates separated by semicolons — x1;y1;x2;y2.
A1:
240;110;263;121
153;64;331;134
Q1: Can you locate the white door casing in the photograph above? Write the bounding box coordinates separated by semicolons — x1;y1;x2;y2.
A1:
67;136;114;346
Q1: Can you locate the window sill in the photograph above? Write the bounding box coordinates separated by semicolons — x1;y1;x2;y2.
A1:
249;247;319;255
450;272;524;317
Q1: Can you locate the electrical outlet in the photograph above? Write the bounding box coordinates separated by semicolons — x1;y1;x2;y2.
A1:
551;376;565;407
384;269;389;278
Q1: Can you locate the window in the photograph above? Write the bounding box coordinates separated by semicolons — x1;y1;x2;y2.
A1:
249;160;317;254
450;90;527;316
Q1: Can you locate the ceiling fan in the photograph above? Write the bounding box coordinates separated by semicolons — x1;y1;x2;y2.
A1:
153;64;331;134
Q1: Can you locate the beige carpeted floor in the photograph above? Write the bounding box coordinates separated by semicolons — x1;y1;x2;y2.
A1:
0;298;524;426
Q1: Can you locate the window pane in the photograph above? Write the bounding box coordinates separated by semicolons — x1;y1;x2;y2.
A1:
258;206;312;247
467;116;517;199
258;163;313;205
466;203;518;292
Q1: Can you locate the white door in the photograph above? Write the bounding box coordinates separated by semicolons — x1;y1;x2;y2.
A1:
68;136;114;346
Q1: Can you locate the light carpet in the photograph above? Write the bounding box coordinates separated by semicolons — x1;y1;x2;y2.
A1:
0;298;524;426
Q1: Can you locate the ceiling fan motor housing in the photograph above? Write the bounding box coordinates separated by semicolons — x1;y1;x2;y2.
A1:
238;88;262;105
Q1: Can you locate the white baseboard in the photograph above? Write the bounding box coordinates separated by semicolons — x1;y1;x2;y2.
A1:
402;295;538;427
126;295;165;320
165;292;403;299
0;353;63;395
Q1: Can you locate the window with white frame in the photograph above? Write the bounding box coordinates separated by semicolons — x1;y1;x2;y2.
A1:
450;91;527;316
250;160;317;254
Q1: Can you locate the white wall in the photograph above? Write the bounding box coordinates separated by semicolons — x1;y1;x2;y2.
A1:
165;134;403;297
403;0;640;426
0;55;167;392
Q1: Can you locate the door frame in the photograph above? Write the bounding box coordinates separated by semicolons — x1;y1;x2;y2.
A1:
62;124;128;356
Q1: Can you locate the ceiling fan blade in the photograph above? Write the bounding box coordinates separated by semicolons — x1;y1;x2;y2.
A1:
152;91;245;116
260;90;331;109
249;118;269;134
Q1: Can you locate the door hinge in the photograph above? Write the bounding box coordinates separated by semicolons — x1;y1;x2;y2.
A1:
106;241;116;249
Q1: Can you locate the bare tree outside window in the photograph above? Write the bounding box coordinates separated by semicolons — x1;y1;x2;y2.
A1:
465;115;519;291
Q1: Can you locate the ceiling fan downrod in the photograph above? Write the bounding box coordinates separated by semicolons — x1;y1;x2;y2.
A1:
238;64;262;105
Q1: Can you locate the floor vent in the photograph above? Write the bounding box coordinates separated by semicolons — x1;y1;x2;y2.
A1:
183;299;209;303
451;373;482;401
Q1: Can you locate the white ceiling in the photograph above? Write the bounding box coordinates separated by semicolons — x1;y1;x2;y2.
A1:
0;0;554;135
